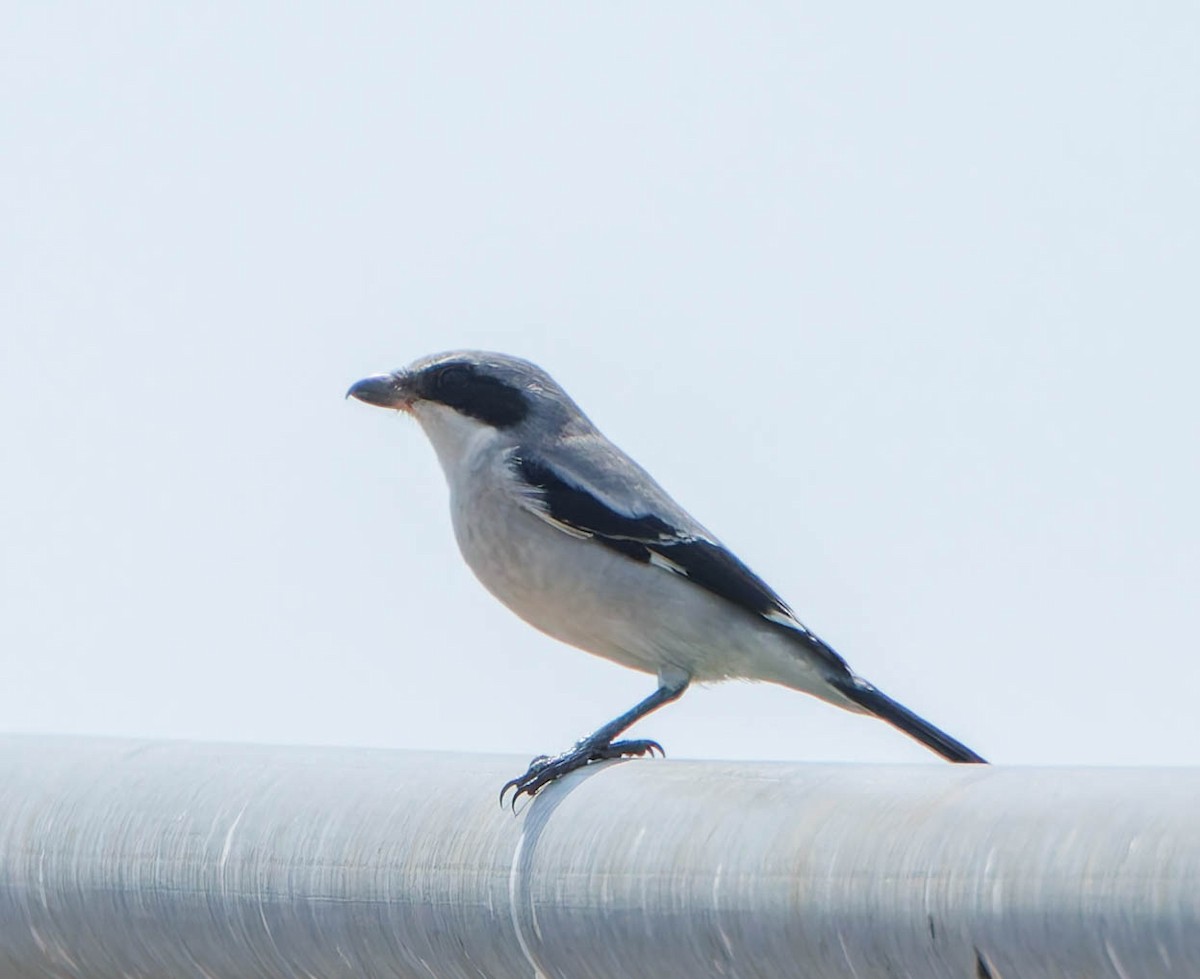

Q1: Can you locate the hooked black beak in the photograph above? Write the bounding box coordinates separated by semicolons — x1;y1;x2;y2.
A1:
346;372;411;409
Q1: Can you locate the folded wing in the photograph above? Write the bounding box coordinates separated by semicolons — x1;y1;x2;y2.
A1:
510;452;850;675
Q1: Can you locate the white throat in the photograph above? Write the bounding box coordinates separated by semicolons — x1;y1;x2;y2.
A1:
410;401;504;483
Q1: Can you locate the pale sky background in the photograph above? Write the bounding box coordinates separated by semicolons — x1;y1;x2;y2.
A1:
3;5;1197;768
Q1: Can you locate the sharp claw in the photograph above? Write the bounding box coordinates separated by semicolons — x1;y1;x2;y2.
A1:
499;736;669;805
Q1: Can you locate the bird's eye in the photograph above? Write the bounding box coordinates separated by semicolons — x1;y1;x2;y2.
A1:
436;366;469;392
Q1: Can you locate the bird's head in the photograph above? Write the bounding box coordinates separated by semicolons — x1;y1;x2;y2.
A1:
348;350;588;460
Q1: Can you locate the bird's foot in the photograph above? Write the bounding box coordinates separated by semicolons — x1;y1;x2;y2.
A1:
500;737;664;807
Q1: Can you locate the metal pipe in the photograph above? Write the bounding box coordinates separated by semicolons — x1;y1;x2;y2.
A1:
0;735;1196;978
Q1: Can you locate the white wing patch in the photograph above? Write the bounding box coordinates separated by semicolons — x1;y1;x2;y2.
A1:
515;492;593;539
648;550;688;576
505;449;590;539
537;511;592;539
763;607;812;635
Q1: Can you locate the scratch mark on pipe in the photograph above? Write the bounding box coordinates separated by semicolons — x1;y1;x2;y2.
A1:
837;930;863;979
508;828;548;979
1105;940;1134;979
712;863;735;960
219;806;247;872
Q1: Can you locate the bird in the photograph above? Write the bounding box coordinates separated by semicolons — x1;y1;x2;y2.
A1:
347;350;986;804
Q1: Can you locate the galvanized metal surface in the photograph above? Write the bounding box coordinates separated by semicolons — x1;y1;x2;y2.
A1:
0;736;1196;978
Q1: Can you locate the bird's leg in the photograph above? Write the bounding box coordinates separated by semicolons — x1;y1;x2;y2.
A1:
501;675;689;806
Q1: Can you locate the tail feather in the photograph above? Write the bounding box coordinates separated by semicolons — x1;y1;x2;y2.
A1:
828;676;987;764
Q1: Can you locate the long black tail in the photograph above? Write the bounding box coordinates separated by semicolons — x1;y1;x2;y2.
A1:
828;675;987;764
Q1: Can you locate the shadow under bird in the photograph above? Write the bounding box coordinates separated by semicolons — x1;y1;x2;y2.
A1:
348;351;986;804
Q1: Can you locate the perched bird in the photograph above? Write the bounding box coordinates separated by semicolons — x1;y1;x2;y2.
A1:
348;351;986;803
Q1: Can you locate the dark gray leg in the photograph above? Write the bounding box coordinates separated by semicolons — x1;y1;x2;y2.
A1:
501;676;690;806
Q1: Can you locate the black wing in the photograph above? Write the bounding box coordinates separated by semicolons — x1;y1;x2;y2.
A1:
512;454;849;672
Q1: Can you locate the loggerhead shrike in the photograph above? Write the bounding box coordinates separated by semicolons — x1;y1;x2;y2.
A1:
348;351;986;803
